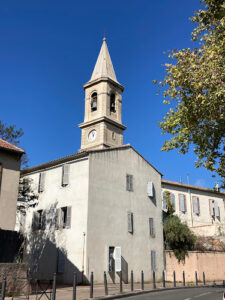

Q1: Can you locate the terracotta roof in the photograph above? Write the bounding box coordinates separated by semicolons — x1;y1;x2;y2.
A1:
0;139;24;154
162;179;225;195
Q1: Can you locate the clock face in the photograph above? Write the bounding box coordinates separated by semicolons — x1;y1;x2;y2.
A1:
88;130;97;142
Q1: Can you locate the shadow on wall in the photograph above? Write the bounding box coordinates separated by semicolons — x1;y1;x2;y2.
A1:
108;256;128;284
25;202;88;285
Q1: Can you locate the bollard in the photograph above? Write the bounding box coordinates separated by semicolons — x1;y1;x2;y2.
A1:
1;277;6;300
153;271;156;289
120;271;123;293
51;273;56;300
173;271;176;287
183;271;185;287
203;272;206;285
141;271;144;290
162;270;166;288
131;270;134;291
90;272;94;298
195;271;198;286
104;272;108;296
73;272;77;300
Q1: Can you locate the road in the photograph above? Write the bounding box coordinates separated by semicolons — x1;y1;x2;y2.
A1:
126;287;224;300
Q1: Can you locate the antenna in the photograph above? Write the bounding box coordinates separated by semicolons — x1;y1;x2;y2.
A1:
179;176;182;183
187;174;190;185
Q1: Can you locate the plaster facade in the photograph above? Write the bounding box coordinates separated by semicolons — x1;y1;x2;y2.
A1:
0;147;23;230
20;146;164;284
162;180;225;237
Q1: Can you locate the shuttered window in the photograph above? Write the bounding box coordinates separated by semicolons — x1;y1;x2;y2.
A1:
162;192;168;210
62;164;70;186
179;194;186;213
209;199;214;217
193;197;200;215
114;247;122;272
56;206;72;229
147;182;153;197
128;212;134;234
151;250;156;271
149;218;155;237
57;248;65;273
38;172;46;193
171;193;176;210
215;201;220;218
126;174;133;191
32;210;45;231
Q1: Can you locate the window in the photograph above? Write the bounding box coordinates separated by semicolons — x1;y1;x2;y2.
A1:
147;182;154;197
108;247;115;272
62;164;70;186
179;194;186;213
171;193;176;210
193;196;200;215
38;172;46;193
56;206;72;229
151;250;156;271
110;93;116;112
57;248;65;273
128;212;134;234
162;191;168;210
91;92;97;111
149;218;155;237
126;174;133;191
32;209;45;231
0;163;2;193
209;199;220;218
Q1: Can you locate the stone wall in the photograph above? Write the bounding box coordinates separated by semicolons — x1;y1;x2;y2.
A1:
166;250;225;282
0;263;30;296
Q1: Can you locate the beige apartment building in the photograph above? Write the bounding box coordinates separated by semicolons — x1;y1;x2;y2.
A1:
162;179;225;237
0;139;24;230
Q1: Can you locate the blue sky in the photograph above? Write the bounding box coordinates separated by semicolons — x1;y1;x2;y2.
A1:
0;0;221;189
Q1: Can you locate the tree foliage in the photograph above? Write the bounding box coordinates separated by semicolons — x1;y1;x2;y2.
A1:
163;193;196;261
155;0;225;186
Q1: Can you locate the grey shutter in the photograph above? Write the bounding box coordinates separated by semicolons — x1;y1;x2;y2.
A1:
66;206;72;228
56;208;62;229
62;164;70;186
128;212;133;233
215;201;220;217
171;194;176;210
57;248;65;273
210;200;214;216
38;172;46;192
149;218;155;237
193;197;199;215
151;250;156;271
32;212;39;231
147;182;153;197
130;175;133;191
41;210;46;230
126;175;129;191
180;195;186;212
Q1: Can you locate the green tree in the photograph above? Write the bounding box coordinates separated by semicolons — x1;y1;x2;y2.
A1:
163;193;196;261
155;0;225;186
0;120;28;167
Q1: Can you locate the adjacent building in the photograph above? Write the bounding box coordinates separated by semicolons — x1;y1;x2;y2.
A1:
162;179;225;237
0;139;24;230
19;39;164;284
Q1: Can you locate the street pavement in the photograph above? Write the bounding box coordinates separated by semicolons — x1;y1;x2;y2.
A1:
127;287;224;300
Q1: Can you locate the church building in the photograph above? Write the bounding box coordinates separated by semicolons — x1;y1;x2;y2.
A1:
19;38;164;284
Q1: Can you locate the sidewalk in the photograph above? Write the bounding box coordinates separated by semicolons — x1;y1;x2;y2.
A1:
5;281;222;300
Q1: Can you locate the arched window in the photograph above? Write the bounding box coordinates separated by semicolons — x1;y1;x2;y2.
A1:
91;92;97;111
110;93;116;112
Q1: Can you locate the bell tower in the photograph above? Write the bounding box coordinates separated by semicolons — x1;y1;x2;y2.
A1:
79;38;126;152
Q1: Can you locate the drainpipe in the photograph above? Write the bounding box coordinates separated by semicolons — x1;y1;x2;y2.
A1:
82;232;86;284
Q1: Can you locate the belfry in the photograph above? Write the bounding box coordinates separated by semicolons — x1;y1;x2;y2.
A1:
79;38;126;151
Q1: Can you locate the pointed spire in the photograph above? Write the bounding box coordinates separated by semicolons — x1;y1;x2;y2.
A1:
89;38;118;83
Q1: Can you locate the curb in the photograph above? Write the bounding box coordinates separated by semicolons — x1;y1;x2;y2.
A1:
91;284;225;300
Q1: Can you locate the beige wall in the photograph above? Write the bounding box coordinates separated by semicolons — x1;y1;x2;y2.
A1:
162;184;225;236
166;250;225;282
0;151;21;230
86;147;164;283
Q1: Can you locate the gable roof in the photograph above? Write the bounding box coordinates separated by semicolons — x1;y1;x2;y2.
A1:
162;179;225;196
0;139;24;154
21;145;162;176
